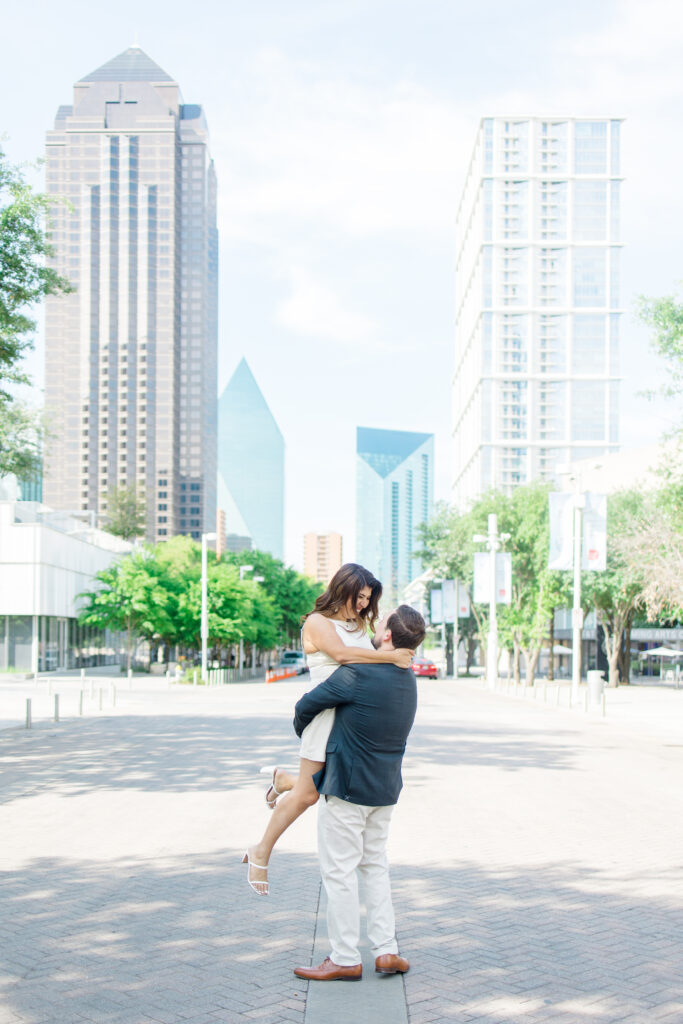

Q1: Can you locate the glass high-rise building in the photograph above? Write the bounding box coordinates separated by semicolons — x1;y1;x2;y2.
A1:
44;47;218;541
217;359;284;559
356;427;434;605
453;117;622;506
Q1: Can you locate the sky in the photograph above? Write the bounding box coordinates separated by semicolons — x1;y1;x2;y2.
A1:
2;0;682;569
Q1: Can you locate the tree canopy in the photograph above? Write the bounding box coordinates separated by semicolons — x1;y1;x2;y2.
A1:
104;484;147;540
78;537;321;666
0;146;71;477
418;478;683;686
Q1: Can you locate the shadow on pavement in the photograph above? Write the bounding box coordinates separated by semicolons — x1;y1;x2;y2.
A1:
394;860;683;1024
0;714;303;805
0;713;578;808
1;848;319;1024
407;722;578;773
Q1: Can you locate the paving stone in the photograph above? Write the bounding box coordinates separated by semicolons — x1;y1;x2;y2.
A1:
2;677;683;1024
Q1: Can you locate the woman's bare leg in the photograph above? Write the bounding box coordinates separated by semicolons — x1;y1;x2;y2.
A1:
246;758;323;892
267;766;297;801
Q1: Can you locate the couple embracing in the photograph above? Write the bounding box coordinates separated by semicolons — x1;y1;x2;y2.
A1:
243;563;426;981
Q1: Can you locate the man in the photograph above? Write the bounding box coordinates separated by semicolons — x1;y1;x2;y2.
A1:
292;604;426;982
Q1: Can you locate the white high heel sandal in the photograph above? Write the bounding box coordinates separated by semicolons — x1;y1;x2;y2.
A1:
241;849;269;896
260;765;284;810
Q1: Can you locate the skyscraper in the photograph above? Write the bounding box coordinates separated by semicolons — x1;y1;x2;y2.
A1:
453;117;622;506
304;532;343;584
217;359;284;559
44;47;218;541
356;427;434;604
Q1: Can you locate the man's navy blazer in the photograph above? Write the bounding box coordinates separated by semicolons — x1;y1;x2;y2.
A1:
293;662;417;807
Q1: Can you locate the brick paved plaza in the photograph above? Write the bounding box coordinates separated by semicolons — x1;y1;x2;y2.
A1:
1;675;682;1024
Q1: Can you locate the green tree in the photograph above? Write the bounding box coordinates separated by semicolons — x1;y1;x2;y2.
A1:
224;549;322;645
612;483;683;626
78;537;321;672
584;489;647;688
0;147;72;476
0;401;44;480
637;291;683;422
419;485;570;685
78;549;176;671
104;484;147;540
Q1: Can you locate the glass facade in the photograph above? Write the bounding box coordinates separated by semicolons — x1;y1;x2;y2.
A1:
217;359;284;559
356;427;434;605
0;615;123;672
453;117;622;505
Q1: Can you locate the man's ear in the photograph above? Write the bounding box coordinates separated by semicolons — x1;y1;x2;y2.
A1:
382;628;393;645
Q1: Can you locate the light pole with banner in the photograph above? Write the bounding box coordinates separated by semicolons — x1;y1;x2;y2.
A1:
473;514;511;690
549;469;606;704
201;532;217;682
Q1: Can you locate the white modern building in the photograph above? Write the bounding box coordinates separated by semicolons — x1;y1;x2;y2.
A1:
44;47;218;543
0;496;130;674
453;117;622;506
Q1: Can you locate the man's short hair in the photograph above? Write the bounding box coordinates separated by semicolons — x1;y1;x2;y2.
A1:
387;604;426;650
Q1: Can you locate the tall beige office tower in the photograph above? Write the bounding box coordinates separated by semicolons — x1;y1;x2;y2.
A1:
304;532;343;584
453;117;622;506
44;47;218;541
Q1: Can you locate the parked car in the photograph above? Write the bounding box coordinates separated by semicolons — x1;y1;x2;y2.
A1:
411;657;438;679
278;650;309;675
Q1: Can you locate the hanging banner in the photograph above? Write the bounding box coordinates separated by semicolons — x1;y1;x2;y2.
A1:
457;582;471;618
473;553;512;604
582;492;607;571
497;553;512;604
548;492;574;570
473;554;488;603
442;579;457;624
430;588;443;625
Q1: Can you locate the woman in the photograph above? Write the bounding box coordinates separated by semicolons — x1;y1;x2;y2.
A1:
242;563;412;895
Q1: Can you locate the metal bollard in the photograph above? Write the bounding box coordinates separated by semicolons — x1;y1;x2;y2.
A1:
80;668;85;680
98;688;103;711
54;694;59;723
193;670;197;686
25;698;32;729
556;685;560;706
111;684;117;708
128;668;133;690
79;690;84;716
89;679;94;699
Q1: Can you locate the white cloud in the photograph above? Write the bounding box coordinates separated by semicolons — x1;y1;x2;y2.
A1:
275;265;378;344
213;48;472;246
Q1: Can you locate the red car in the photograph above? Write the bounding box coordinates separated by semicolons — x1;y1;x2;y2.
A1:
411;657;438;679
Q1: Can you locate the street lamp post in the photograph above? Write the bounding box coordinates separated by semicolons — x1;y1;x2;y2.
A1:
238;565;255;670
571;492;586;707
251;575;265;669
201;532;217;682
473;514;510;691
557;462;601;706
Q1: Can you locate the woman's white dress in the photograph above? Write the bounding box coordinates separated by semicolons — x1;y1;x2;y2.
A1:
299;620;374;762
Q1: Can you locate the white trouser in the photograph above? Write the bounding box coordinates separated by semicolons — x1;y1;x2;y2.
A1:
317;795;398;966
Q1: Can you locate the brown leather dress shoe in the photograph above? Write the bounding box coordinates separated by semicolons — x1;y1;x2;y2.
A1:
293;957;362;981
375;953;410;974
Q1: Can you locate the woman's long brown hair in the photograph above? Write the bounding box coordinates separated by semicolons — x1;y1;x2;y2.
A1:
304;563;382;632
